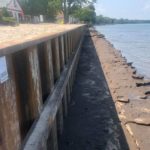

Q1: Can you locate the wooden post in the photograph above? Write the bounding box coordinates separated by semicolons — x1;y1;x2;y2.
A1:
51;38;61;82
64;34;69;64
68;33;71;58
0;55;21;150
27;46;43;118
38;41;54;101
12;46;43;138
59;36;65;71
70;32;73;54
62;90;68;117
56;101;64;137
67;83;71;103
47;119;58;150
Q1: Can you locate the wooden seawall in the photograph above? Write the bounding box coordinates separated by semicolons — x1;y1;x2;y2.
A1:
0;24;85;150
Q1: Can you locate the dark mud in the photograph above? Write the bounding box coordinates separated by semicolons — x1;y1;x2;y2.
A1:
58;34;129;150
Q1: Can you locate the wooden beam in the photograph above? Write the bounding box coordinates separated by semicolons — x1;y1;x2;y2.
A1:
51;38;61;82
12;46;43;139
0;55;21;150
38;41;54;101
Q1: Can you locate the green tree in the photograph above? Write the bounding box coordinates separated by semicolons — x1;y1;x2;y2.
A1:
73;4;96;24
19;0;96;22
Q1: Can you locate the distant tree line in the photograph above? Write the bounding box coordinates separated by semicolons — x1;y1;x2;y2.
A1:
95;15;150;25
19;0;96;23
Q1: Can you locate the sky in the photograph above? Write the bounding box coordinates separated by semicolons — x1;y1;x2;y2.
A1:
95;0;150;20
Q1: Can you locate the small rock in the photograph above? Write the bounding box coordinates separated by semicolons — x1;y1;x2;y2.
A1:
132;74;144;80
126;118;150;126
97;34;105;38
140;96;148;99
136;82;150;87
145;91;150;95
116;96;129;103
127;62;133;66
131;66;135;69
132;69;137;74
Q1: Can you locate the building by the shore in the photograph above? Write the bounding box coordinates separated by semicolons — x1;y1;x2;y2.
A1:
0;0;24;22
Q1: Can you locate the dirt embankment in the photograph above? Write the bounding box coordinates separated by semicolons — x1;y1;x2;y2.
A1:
91;28;150;150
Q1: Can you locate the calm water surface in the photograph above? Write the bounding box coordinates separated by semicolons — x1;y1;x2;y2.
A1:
95;24;150;79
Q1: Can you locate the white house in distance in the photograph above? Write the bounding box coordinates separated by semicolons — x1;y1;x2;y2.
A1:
0;0;24;22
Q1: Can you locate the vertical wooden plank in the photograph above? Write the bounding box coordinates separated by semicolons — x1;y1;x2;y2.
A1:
68;33;71;58
67;83;71;103
51;38;61;82
70;73;73;93
47;119;58;150
70;31;73;53
65;33;69;63
0;55;21;150
12;46;43;139
62;90;68;117
27;46;43;120
46;40;54;92
38;41;54;101
59;36;65;71
56;101;64;137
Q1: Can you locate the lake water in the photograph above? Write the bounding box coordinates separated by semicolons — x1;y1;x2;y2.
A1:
95;24;150;79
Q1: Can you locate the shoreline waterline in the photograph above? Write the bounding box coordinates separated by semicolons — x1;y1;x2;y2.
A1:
95;24;150;79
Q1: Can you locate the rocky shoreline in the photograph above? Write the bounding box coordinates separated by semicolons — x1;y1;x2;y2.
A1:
90;28;150;150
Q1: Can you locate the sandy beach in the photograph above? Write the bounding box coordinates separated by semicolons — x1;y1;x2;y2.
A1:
91;28;150;150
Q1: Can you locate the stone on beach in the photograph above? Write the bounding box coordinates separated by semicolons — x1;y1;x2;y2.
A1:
145;91;150;95
132;74;144;80
127;62;133;66
116;96;129;103
136;82;150;87
126;118;150;126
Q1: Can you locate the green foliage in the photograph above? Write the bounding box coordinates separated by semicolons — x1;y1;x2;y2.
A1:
19;0;96;22
73;5;96;24
96;15;114;24
47;0;62;21
0;7;17;25
0;17;17;25
95;15;150;25
20;0;49;16
1;8;10;17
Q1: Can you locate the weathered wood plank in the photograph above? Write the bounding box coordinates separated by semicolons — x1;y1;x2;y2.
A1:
52;38;61;82
38;41;54;101
64;34;69;64
12;46;43;139
0;55;21;150
67;83;71;103
26;46;43;119
56;101;64;137
59;36;65;71
47;119;58;150
62;90;68;117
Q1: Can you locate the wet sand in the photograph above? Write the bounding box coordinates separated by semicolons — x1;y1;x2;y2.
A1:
92;28;150;150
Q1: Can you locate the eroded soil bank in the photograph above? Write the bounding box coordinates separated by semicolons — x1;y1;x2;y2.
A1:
59;30;130;150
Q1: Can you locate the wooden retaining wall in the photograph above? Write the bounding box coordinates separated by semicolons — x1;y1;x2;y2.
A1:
0;25;85;150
